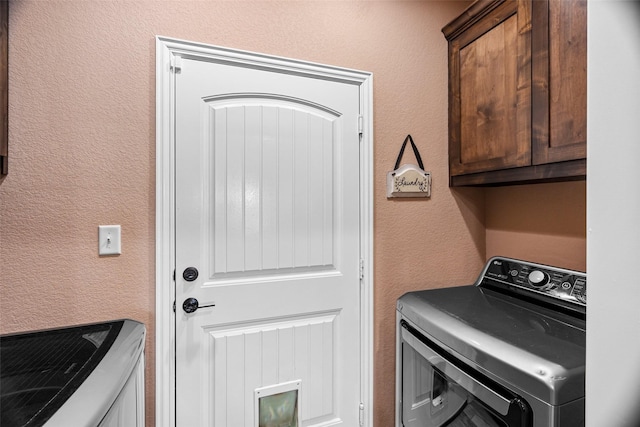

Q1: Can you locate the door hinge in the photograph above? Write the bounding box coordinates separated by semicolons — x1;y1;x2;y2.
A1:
170;56;183;73
359;259;365;280
172;301;176;313
358;115;364;136
359;402;364;425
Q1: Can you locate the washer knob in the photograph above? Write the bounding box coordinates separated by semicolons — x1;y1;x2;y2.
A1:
528;270;549;287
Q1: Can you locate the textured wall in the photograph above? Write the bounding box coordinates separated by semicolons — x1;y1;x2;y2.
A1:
0;1;586;426
486;181;587;272
0;1;475;425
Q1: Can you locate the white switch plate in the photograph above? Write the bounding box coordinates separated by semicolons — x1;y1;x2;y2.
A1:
98;225;121;255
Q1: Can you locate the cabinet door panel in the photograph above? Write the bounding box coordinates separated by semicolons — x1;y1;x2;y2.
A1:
459;15;518;165
532;0;587;164
448;0;531;177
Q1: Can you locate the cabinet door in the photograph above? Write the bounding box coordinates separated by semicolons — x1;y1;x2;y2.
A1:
0;1;7;175
447;0;531;176
532;0;587;164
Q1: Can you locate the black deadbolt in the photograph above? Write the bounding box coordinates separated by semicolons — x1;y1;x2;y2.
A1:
183;267;199;282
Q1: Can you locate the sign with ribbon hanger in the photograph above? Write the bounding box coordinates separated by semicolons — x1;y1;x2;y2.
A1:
387;134;431;198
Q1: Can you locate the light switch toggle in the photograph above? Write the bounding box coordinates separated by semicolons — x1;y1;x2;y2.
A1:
99;225;121;255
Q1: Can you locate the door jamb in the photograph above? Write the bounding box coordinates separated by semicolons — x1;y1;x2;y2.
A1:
155;36;374;427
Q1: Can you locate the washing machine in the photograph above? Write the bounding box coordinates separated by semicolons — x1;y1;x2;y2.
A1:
396;257;586;426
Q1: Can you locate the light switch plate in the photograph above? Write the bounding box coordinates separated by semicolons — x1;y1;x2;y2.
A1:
99;225;121;255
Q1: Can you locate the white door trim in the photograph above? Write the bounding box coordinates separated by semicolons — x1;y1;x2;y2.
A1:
155;36;374;427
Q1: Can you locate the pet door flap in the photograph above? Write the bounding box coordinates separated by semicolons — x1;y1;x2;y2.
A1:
255;380;301;427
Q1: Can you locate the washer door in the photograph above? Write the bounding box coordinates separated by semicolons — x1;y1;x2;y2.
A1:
400;321;532;427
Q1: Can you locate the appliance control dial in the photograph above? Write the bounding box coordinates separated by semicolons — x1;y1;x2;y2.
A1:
481;257;587;309
528;270;549;287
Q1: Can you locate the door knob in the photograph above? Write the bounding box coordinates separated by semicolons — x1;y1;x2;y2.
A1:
183;267;199;282
183;297;199;313
182;297;215;314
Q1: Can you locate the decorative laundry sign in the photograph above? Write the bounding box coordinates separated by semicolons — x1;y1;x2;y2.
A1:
387;134;431;198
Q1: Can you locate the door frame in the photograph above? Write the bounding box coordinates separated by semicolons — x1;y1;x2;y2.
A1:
155;36;374;427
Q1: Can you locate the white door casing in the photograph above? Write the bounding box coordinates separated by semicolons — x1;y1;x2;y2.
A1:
156;37;374;427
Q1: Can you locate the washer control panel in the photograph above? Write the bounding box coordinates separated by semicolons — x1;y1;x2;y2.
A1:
480;257;586;307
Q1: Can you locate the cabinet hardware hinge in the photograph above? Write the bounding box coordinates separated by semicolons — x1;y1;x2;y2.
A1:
359;259;365;280
359;402;364;425
358;115;364;136
170;56;183;73
173;301;176;313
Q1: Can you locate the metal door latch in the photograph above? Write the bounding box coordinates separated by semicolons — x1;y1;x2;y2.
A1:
182;297;215;314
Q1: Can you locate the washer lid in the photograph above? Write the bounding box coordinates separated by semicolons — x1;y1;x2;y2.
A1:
398;285;585;406
0;321;123;427
0;319;145;427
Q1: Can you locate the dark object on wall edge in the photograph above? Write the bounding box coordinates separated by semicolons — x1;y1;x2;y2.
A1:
1;1;8;175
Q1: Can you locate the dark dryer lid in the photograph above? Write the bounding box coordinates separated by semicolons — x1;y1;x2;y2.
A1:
0;321;123;427
398;284;586;406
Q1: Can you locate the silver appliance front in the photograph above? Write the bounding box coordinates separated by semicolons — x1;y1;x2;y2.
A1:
399;318;531;427
396;257;586;427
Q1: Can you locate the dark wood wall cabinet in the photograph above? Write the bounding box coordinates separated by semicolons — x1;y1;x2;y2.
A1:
442;0;587;186
1;1;7;176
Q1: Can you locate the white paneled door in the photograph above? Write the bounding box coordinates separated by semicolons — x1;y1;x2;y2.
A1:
174;54;363;426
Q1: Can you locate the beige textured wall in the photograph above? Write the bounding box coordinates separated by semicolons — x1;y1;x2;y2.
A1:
486;181;587;272
0;1;475;425
0;1;585;426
